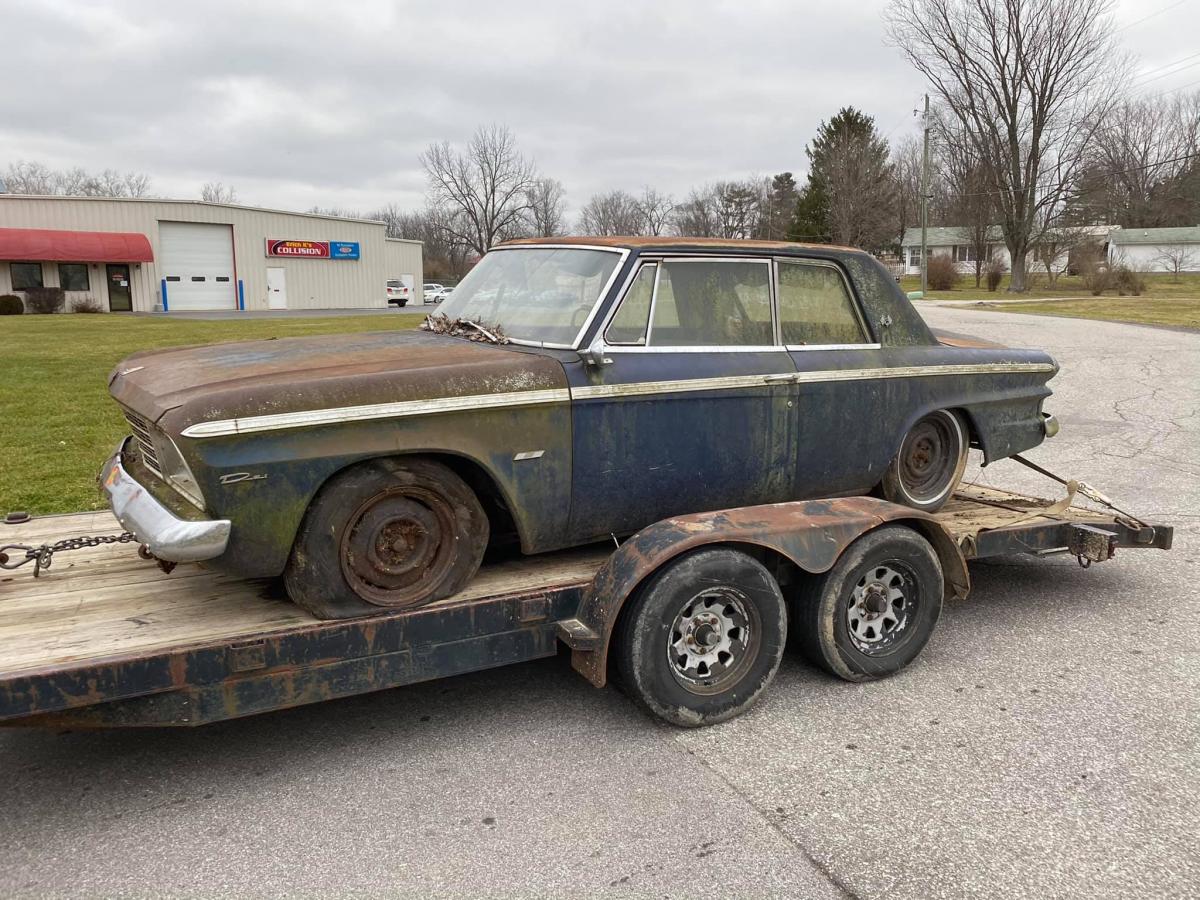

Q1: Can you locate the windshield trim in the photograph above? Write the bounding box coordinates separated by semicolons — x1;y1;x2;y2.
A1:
472;244;631;349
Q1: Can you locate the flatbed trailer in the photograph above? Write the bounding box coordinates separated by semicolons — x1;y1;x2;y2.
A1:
0;485;1172;729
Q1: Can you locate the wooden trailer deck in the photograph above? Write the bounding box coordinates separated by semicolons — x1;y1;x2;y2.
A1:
0;485;1153;681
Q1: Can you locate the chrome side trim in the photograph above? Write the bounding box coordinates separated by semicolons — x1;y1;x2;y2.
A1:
571;363;1056;401
513;450;546;461
786;343;883;351
182;388;571;438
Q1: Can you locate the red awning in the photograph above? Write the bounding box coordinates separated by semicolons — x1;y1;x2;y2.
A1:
0;227;154;263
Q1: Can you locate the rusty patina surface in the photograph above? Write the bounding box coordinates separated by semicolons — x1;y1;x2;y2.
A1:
104;237;1057;593
566;497;970;687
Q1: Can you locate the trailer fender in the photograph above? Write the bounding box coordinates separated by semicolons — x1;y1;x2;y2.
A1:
562;496;969;687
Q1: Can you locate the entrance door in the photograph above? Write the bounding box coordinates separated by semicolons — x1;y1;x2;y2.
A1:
267;267;287;309
106;265;132;312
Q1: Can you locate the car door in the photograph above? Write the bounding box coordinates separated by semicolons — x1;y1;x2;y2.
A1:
774;256;890;497
566;256;797;543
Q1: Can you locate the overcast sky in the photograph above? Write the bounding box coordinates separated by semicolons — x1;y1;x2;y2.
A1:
1;0;1197;219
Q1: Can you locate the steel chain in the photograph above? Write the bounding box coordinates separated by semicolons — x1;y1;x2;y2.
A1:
0;532;138;577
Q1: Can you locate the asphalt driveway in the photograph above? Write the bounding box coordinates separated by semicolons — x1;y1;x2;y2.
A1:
0;307;1196;898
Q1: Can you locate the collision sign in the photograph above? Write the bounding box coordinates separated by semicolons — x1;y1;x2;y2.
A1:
266;239;331;258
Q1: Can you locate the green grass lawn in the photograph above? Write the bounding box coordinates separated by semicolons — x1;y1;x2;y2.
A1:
900;272;1200;301
978;296;1200;330
0;314;419;516
900;273;1200;329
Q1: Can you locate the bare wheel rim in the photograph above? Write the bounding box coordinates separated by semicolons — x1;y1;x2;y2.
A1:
846;562;920;656
667;587;761;695
339;485;458;606
898;413;961;503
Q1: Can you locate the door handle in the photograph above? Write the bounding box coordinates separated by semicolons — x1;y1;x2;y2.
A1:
762;373;796;384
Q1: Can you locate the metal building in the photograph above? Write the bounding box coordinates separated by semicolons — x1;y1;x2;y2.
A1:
0;195;422;312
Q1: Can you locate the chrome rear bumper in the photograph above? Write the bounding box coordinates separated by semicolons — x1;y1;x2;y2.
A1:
101;439;231;562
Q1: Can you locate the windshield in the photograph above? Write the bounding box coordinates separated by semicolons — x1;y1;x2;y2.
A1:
436;247;622;345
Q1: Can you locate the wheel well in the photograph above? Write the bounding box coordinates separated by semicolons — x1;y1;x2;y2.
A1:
949;406;983;453
414;453;522;554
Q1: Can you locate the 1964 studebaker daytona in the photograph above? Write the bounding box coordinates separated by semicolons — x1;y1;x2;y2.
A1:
103;237;1058;618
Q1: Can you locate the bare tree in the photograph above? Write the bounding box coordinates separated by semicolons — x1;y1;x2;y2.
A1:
671;187;719;237
2;160;152;197
757;172;800;240
712;179;766;239
525;177;567;237
420;125;538;256
1154;245;1198;281
891;136;924;243
937;116;998;286
201;182;238;203
578;189;645;235
887;0;1126;290
636;187;675;236
306;205;365;218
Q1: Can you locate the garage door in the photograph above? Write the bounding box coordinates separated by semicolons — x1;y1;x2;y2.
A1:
159;222;236;311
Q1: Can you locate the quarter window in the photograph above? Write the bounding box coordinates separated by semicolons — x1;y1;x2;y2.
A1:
777;261;868;346
606;263;656;344
648;260;772;347
58;263;90;291
10;262;42;290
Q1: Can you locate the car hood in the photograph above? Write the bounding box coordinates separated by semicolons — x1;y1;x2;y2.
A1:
109;329;567;434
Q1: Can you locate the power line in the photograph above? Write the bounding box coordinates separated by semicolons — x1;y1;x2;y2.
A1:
1131;52;1200;87
1116;0;1190;32
936;151;1200;200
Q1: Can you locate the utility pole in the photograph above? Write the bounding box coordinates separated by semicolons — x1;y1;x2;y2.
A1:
920;93;930;294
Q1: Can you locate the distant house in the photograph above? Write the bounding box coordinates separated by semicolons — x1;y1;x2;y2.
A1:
900;224;1113;276
1108;226;1200;272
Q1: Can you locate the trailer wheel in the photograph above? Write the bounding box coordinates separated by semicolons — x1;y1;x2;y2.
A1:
881;409;968;512
284;457;488;619
615;547;787;727
793;525;942;682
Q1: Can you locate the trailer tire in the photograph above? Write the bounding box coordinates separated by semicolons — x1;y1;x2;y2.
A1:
792;525;942;682
615;547;787;727
284;457;488;619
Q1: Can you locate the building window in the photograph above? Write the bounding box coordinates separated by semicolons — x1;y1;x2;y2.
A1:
10;262;43;290
58;263;90;291
953;245;976;263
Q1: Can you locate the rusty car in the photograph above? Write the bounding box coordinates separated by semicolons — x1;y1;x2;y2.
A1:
101;237;1059;622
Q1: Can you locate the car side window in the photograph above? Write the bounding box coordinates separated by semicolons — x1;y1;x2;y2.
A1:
777;260;868;346
605;263;656;345
648;260;772;347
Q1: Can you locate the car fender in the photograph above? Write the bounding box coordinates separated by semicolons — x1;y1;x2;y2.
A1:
563;496;970;687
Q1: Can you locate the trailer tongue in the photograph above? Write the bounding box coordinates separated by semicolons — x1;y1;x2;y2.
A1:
0;484;1172;729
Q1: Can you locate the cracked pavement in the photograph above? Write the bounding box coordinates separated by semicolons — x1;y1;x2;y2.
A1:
0;307;1196;898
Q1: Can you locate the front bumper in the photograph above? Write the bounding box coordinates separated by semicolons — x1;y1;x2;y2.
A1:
101;439;231;562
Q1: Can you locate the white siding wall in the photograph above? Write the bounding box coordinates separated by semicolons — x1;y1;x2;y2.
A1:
1109;243;1200;272
0;196;423;312
902;245;1015;276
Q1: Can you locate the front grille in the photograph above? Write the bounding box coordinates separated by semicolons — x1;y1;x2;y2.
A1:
124;411;163;477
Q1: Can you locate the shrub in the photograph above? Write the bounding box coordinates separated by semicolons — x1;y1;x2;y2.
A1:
985;258;1006;292
1113;265;1145;297
70;295;105;313
0;294;23;315
1082;265;1112;295
926;254;961;291
23;286;66;314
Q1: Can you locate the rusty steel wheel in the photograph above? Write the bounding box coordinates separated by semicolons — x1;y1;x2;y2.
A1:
285;458;488;619
881;410;968;512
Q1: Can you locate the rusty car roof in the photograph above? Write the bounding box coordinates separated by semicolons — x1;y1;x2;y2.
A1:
499;235;863;254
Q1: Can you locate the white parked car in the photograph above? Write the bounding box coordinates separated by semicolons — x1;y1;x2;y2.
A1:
423;283;446;304
386;280;411;307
